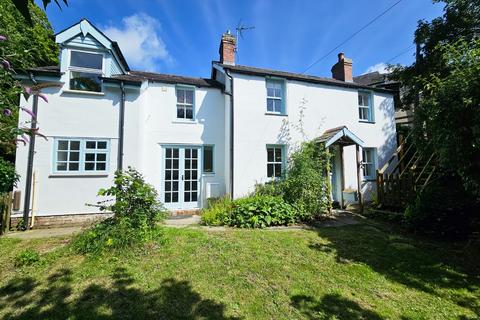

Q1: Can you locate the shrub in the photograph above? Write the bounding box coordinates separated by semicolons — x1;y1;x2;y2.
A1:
282;141;331;219
404;174;479;240
253;181;285;198
99;167;168;229
227;195;297;228
201;196;232;226
0;157;18;193
72;167;168;254
14;249;40;267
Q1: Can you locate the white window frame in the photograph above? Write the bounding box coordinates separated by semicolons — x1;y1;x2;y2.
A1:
358;91;374;122
68;49;105;92
266;145;285;179
362;147;376;180
53;138;110;174
266;78;285;114
176;86;195;120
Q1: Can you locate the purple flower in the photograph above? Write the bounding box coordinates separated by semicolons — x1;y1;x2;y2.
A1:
37;92;48;103
1;59;11;71
24;86;32;95
15;138;27;146
0;35;6;41
21;134;30;143
3;108;12;116
20;106;36;118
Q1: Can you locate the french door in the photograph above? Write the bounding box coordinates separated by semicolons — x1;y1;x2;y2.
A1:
162;146;201;209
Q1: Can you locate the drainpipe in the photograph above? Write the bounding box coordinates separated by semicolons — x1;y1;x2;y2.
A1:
117;81;125;172
225;69;234;199
22;73;38;230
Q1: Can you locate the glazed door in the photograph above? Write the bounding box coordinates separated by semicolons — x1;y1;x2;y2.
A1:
163;146;201;209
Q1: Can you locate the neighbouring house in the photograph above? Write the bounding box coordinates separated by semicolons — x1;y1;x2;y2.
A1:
12;19;397;226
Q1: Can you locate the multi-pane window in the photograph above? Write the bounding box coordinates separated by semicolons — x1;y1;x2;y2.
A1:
266;79;284;113
203;145;214;173
358;91;373;122
84;140;108;171
54;139;109;173
69;51;103;92
267;146;284;178
176;88;194;119
362;148;376;180
56;140;80;172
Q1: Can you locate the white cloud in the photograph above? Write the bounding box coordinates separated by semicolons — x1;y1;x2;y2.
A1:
364;62;390;75
102;13;173;72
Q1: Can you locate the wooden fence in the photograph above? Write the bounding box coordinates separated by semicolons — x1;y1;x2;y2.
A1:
0;192;13;235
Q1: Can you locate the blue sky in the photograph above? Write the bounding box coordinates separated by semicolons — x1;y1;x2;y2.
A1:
38;0;444;78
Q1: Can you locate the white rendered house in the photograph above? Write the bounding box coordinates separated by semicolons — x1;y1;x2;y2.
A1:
13;19;396;223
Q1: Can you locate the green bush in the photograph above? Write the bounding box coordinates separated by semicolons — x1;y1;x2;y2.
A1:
227;195;297;228
253;181;285;198
0;157;19;193
14;249;40;267
202;195;299;228
72;167;168;254
405;174;479;240
201;196;232;226
252;141;331;221
282;141;331;219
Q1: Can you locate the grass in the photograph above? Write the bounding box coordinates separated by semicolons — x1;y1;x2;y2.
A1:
0;221;479;319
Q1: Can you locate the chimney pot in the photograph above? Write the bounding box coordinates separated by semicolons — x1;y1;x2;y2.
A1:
331;52;353;82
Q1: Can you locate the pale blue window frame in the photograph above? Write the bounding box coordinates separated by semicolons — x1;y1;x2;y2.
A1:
176;85;196;120
266;144;286;178
203;145;215;175
266;78;286;114
53;138;110;174
358;91;374;122
362;147;377;180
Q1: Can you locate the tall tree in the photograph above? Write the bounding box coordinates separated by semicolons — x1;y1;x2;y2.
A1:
392;0;480;199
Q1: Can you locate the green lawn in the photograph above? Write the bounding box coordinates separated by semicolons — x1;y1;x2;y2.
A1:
0;221;478;319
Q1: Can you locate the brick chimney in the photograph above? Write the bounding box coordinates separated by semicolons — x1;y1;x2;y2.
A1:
219;31;236;65
331;52;353;82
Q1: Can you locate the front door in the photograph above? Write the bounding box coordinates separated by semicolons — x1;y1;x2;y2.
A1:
162;146;201;209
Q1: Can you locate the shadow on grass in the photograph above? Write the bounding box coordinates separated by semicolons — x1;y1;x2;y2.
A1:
0;267;240;320
291;293;384;320
309;224;480;318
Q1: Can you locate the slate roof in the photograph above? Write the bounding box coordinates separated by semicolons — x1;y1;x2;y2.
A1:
216;63;394;93
26;66;62;76
128;71;224;88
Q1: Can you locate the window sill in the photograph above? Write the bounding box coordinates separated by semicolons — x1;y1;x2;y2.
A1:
363;178;376;182
62;89;105;96
172;119;198;124
265;112;287;117
49;173;109;178
359;120;375;124
202;172;215;176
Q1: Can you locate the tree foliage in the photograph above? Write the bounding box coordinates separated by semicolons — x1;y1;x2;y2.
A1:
392;0;480;199
0;0;58;160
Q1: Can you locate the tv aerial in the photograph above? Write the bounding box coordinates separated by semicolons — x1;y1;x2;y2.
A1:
235;19;255;57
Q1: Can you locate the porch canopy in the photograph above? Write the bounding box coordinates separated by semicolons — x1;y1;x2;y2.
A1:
317;126;364;148
317;126;365;210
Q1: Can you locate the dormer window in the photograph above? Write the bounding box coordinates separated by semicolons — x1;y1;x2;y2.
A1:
69;51;103;92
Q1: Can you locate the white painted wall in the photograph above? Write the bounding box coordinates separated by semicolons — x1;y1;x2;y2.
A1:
14;86;123;216
136;82;226;209
231;73;397;199
13;80;226;216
